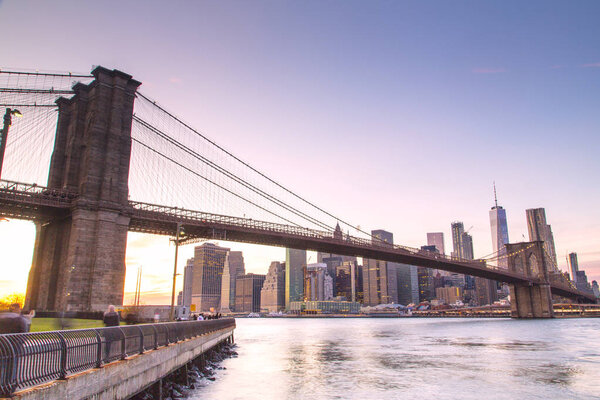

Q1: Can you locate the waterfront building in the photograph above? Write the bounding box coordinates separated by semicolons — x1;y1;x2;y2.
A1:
260;261;286;312
569;253;579;282
592;281;599;298
181;258;193;309
526;208;558;271
396;263;419;305
285;248;306;309
475;277;498;306
489;186;510;269
435;286;464;305
289;300;361;315
190;243;229;312
426;232;445;255
235;273;266;313
363;230;398;305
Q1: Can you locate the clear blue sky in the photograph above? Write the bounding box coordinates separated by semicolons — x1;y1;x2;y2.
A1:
1;1;599;302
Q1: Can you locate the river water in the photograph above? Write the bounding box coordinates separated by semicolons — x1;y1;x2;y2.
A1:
190;318;600;400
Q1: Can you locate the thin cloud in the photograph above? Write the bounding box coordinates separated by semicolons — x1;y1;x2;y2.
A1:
169;77;183;84
472;67;506;74
582;62;600;68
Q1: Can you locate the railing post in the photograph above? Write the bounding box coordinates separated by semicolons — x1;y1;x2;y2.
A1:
151;325;158;349
119;328;126;360
94;329;102;368
57;332;68;380
138;326;144;354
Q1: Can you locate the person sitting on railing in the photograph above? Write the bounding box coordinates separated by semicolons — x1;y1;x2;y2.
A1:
0;303;29;333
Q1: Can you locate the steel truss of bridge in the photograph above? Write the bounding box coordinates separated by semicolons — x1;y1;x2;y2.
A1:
0;179;595;303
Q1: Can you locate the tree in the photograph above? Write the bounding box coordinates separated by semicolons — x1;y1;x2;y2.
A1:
0;292;25;310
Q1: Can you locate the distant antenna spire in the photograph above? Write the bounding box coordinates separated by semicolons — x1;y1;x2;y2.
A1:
493;181;498;208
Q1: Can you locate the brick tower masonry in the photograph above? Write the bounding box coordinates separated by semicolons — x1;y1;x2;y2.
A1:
25;67;141;312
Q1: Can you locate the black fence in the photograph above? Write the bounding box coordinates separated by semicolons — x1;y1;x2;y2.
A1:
0;318;235;397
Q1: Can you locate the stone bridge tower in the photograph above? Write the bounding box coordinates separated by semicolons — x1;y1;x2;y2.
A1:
506;241;554;318
25;67;140;312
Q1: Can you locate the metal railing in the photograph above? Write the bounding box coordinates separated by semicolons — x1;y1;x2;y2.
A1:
0;179;77;208
0;318;235;397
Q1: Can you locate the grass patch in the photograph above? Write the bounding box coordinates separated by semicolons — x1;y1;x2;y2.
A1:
30;318;117;332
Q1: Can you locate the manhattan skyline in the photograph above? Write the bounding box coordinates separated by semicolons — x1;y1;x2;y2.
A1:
0;1;599;303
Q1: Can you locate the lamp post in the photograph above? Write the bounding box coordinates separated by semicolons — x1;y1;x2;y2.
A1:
169;223;185;321
0;108;22;179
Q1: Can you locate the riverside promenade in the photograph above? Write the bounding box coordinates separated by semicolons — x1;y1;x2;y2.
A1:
0;319;235;400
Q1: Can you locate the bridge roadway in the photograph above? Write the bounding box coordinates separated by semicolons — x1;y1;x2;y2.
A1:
0;179;594;302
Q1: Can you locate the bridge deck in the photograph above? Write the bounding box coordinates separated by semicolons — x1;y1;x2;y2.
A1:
0;180;594;302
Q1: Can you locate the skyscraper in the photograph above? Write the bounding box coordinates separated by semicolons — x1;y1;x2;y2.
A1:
450;222;468;288
226;251;245;311
396;263;419;305
489;185;510;268
219;257;232;313
190;243;230;312
260;261;286;312
462;232;474;260
285;248;306;309
426;232;445;255
474;277;498;306
322;255;343;291
181;258;194;309
418;245;436;302
235;273;266;313
526;208;558;271
451;222;465;259
568;252;579;282
363;229;398;305
335;260;360;302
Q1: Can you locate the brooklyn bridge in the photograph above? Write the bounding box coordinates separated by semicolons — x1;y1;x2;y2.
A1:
0;67;595;319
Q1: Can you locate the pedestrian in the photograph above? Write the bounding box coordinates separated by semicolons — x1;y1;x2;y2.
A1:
103;305;120;327
102;305;121;362
0;303;28;333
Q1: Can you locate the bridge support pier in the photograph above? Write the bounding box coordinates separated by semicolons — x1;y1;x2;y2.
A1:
24;67;140;312
509;283;554;318
506;241;554;318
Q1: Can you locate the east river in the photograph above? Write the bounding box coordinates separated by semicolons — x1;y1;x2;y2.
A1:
190;318;600;399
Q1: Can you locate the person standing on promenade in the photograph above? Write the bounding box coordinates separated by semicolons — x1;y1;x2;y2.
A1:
102;305;120;362
103;305;120;327
21;309;35;332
